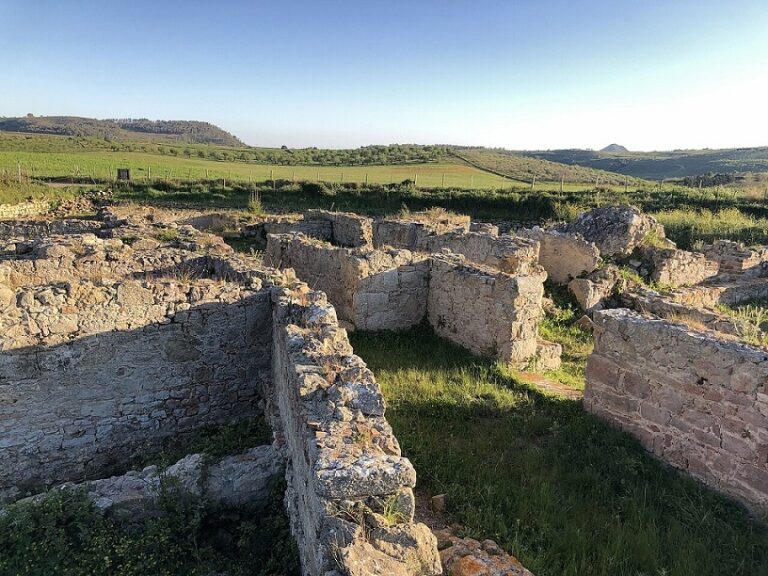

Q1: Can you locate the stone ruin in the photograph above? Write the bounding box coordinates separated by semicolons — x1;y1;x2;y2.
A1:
264;209;562;371
0;209;443;575
3;197;768;573
524;205;768;515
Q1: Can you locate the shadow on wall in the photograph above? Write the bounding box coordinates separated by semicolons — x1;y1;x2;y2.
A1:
0;295;273;500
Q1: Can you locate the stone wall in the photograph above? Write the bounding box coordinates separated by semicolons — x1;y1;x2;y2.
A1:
429;255;553;369
0;219;103;239
641;246;719;288
269;287;441;576
704;240;768;277
20;445;282;517
585;308;768;514
266;232;558;370
265;233;429;331
304;209;373;248
0;230;277;499
0;200;50;220
0;280;273;498
373;219;540;275
519;227;601;284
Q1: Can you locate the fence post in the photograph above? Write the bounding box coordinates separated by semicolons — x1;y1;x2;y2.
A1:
560;174;565;194
530;175;536;192
365;173;368;185
17;162;21;183
441;173;445;188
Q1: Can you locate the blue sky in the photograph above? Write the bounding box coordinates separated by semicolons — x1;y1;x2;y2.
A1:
1;0;767;150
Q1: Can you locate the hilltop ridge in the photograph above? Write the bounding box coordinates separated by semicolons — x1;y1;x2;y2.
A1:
0;115;244;147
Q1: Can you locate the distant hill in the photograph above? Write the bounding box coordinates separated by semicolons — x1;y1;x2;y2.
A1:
600;144;628;153
453;147;644;185
0;116;244;146
518;147;768;180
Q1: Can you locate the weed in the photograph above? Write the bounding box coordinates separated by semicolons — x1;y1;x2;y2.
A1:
247;191;264;215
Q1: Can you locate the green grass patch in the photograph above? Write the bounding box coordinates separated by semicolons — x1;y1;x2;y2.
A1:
653;208;768;250
0;176;81;206
0;478;298;576
350;326;768;576
538;283;593;390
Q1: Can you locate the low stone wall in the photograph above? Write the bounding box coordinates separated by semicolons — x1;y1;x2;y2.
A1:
585;309;768;514
20;445;282;517
373;219;540;275
265;233;429;331
429;255;552;368
704;240;768;277
304;209;373;248
267;233;557;369
0;218;103;239
519;227;601;284
269;287;441;576
641;246;719;288
0;231;276;499
0;200;50;220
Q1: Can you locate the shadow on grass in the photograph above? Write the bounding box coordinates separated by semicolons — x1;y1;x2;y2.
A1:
350;325;768;576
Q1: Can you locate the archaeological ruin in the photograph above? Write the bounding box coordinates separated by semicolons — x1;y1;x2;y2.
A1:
1;196;767;575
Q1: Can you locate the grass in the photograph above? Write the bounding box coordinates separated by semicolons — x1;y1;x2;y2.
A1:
0;176;81;206
0;414;295;576
350;325;768;576
538;283;594;390
653;207;768;250
0;149;512;189
0;478;299;576
717;299;768;348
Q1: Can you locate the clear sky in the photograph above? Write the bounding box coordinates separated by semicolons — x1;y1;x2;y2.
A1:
1;0;767;150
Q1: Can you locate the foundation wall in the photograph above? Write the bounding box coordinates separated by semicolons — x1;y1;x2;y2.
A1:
585;308;768;514
265;233;429;331
0;201;50;220
427;256;546;367
268;287;440;576
0;279;273;498
373;219;540;275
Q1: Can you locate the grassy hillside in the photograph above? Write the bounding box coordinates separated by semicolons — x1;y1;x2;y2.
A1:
455;148;644;186
519;147;768;180
0;116;244;146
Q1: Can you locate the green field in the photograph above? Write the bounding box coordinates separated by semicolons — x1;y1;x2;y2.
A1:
0;150;520;189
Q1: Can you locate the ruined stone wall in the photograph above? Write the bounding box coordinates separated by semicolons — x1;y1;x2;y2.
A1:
266;232;557;369
519;227;601;284
269;287;440;576
704;240;768;277
265;233;429;331
0;279;273;498
585;309;768;513
373;219;540;275
641;246;719;288
304;209;373;248
0;219;103;239
0;231;276;499
428;255;549;368
0;201;50;219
